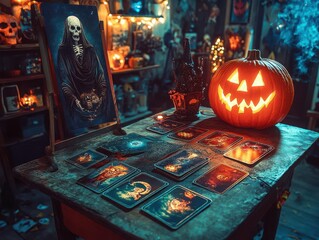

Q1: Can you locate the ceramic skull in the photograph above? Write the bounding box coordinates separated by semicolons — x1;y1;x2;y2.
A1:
0;13;21;45
67;16;82;42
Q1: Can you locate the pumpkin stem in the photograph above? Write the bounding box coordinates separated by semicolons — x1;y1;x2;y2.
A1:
246;49;262;60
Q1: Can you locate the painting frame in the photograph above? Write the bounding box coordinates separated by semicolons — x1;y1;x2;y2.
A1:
40;3;118;138
229;0;252;25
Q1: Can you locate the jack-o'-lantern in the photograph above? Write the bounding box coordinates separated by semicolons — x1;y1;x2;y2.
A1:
209;49;294;129
108;51;125;71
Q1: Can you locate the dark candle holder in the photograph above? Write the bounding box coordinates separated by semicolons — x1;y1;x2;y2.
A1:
169;38;203;121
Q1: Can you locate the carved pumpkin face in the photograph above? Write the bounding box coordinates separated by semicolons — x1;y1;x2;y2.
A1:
209;49;294;129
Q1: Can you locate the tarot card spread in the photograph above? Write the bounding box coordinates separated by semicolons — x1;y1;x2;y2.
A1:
224;140;274;165
141;185;211;230
98;133;153;156
77;161;139;193
193;164;249;194
154;149;208;180
198;131;242;153
146;120;186;135
168;126;208;142
65;149;107;168
102;172;169;209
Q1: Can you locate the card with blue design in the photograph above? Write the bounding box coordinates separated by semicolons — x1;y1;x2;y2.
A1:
141;185;211;229
77;161;139;193
98;133;153;156
65;149;107;169
154;149;208;180
102;172;168;209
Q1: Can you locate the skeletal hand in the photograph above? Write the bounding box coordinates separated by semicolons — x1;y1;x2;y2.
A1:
75;99;84;111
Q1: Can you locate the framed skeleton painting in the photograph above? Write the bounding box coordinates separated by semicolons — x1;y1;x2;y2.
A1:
40;3;117;137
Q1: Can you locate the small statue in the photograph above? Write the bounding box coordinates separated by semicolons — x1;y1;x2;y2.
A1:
169;38;203;120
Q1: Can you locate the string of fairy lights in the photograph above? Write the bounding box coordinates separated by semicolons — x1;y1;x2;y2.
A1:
210;37;225;73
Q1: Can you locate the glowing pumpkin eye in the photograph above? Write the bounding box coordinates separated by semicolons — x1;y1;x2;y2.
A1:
237;80;248;92
227;68;239;84
252;71;264;87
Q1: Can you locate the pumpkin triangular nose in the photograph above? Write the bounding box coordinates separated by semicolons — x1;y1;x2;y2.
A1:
237;80;248;92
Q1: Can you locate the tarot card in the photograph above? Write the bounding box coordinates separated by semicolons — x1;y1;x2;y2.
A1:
65;149;107;169
77;161;139;193
193;164;249;194
168;126;208;142
154;149;208;178
224;140;274;165
146;120;185;135
102;172;169;209
154;161;208;182
141;185;211;230
98;133;153;156
198;131;243;153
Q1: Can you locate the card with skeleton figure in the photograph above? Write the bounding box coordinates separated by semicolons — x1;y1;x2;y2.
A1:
224;140;274;165
102;172;169;209
65;149;107;169
154;149;208;178
141;185;211;230
198;131;243;153
77;161;140;193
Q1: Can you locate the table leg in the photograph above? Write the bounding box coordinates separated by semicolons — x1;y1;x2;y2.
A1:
51;198;77;240
261;200;282;240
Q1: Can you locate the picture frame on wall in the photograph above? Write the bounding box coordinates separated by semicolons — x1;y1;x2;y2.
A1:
229;0;252;25
40;3;118;138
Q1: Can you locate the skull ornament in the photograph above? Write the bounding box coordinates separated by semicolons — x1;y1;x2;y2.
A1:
67;16;82;43
0;13;21;45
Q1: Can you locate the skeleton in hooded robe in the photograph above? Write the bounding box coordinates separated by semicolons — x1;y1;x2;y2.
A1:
57;15;107;124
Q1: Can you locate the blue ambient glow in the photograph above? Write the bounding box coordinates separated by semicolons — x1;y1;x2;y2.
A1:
278;0;319;75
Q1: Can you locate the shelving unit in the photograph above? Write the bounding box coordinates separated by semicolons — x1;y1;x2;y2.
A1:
0;73;45;84
0;106;47;121
111;64;160;75
111;64;160;125
0;43;49;208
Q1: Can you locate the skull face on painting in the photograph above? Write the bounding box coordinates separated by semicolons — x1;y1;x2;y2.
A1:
233;0;248;17
0;13;21;45
67;16;82;43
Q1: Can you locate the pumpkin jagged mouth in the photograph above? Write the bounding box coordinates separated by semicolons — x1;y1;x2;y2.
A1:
218;85;276;114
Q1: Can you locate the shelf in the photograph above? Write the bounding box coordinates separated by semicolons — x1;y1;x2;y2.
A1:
0;106;48;121
111;65;160;75
1;133;45;148
108;14;163;19
121;110;152;126
0;73;45;84
0;43;39;52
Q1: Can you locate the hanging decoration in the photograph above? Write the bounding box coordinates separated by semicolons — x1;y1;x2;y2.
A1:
209;49;294;129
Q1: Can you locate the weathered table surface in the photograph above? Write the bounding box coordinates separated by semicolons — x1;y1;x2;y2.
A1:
14;107;319;240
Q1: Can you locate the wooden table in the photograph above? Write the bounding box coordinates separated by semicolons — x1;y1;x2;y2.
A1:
14;108;319;240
